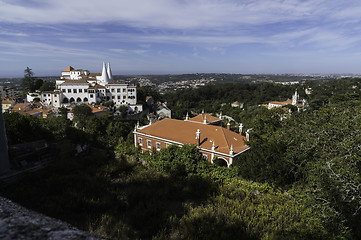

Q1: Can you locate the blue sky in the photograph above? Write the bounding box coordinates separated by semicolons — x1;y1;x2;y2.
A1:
1;0;361;77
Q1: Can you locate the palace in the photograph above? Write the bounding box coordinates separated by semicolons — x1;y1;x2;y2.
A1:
134;113;250;167
266;90;307;111
41;63;138;110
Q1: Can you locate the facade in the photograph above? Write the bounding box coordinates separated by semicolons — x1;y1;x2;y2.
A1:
42;63;138;108
266;90;307;111
134;114;250;167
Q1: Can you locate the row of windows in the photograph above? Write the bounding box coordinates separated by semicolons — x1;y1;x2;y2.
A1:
62;89;88;93
111;88;127;93
138;137;161;150
43;94;58;97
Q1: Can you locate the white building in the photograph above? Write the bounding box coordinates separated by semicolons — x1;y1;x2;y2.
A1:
42;63;139;109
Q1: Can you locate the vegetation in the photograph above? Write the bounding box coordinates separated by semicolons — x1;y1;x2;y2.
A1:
1;77;361;239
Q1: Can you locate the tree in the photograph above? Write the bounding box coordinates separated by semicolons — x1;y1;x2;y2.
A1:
72;104;93;129
39;81;55;92
22;67;35;92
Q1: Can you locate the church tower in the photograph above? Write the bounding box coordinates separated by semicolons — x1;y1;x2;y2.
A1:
101;62;109;84
292;89;299;105
107;62;113;82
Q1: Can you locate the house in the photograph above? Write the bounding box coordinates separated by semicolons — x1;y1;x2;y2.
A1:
266;90;307;111
1;98;16;112
155;103;171;119
231;101;244;108
11;103;44;118
134;114;250;167
41;63;140;110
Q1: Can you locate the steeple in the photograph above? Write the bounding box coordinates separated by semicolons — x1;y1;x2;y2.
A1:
107;62;113;82
101;62;109;84
292;89;299;105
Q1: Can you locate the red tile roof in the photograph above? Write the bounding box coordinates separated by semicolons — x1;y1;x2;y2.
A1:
188;113;221;124
136;118;249;155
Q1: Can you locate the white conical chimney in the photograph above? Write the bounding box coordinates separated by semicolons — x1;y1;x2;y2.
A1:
107;62;113;82
101;62;109;84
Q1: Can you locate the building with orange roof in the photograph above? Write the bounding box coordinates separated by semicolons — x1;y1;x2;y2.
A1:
134;115;250;167
266;90;307;111
12;103;43;118
1;98;16;112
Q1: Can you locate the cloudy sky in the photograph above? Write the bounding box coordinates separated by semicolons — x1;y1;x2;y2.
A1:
1;0;361;77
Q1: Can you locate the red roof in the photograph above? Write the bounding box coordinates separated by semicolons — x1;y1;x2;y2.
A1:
136;118;249;155
188;113;221;124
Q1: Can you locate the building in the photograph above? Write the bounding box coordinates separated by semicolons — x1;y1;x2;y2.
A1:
134;114;250;167
266;90;307;111
1;98;15;112
41;63;139;109
155;103;171;119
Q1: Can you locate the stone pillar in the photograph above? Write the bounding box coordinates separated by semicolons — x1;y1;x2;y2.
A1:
0;100;10;174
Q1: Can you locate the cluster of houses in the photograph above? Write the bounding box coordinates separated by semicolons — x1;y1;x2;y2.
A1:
2;63;142;118
0;64;313;167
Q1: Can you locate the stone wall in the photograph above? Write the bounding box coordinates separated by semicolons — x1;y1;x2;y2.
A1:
0;196;103;240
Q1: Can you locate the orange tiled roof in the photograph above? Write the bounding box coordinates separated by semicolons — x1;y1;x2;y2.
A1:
63;66;74;72
136;118;249;155
188;113;221;124
269;99;292;106
1;99;15;104
87;104;108;114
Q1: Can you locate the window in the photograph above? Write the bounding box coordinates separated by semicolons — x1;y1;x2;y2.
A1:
117;96;120;99
112;96;115;99
84;89;87;93
117;89;120;93
79;89;82;93
54;94;57;97
62;89;65;93
111;89;114;92
123;88;126;92
147;140;152;148
43;94;46;97
73;89;77;93
90;94;93;98
68;89;71;93
48;94;50;97
156;142;161;151
138;137;143;146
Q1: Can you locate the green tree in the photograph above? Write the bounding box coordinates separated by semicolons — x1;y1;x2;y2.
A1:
72;104;93;129
39;81;55;92
22;67;35;92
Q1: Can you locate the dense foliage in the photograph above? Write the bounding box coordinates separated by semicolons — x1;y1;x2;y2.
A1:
2;77;361;239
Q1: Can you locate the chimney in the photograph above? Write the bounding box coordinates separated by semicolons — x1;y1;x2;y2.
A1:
195;129;201;146
229;145;234;155
185;112;189;121
246;129;251;141
227;122;230;130
203;115;207;124
239;123;243;134
219;111;222;120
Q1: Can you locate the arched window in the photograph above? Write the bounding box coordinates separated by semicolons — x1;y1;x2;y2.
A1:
76;97;82;102
83;97;88;102
62;97;68;103
69;97;75;103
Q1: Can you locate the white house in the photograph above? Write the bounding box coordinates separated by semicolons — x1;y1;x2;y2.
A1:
42;63;140;109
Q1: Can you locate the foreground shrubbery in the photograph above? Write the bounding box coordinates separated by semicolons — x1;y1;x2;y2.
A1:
1;143;345;239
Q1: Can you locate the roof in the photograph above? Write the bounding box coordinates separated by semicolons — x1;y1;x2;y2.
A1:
269;99;292;106
61;79;89;85
136;118;249;155
188;113;221;124
87;104;108;114
1;99;15;104
88;84;106;89
12;103;43;116
63;66;74;72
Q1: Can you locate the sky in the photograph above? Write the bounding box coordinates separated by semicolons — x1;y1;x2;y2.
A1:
1;0;361;77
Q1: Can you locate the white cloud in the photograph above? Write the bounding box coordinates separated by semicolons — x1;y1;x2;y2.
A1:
0;0;351;30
